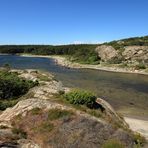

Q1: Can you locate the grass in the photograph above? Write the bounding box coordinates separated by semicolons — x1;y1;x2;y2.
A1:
102;139;125;148
47;108;73;120
88;109;102;118
34;122;54;133
30;107;42;115
37;74;51;81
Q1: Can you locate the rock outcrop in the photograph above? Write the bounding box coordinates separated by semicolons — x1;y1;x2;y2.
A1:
123;46;148;63
95;45;120;62
0;98;134;148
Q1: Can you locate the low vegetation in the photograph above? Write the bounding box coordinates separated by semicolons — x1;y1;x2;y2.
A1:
63;89;97;108
102;139;125;148
34;122;54;133
12;127;27;139
135;62;146;70
104;35;148;51
0;99;19;110
0;70;38;110
11;108;74;145
47;108;73;120
0;71;38;99
30;107;42;115
134;133;146;147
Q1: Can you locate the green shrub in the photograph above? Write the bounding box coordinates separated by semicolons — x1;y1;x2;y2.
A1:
48;109;73;120
71;48;100;64
102;139;125;148
107;57;123;64
134;133;146;147
63;89;97;108
0;99;19;110
135;63;146;70
0;71;38;99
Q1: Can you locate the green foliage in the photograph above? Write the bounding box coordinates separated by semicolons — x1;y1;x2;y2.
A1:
135;63;146;70
134;133;146;147
102;139;125;148
12;128;27;139
0;99;19;110
0;71;38;99
71;48;100;64
63;89;97;108
107;57;123;64
37;74;51;81
30;107;42;115
48;109;73;120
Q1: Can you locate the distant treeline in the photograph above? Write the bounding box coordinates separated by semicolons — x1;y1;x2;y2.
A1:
0;35;147;64
0;44;99;64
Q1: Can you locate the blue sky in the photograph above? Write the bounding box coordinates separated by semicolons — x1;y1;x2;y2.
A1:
0;0;148;45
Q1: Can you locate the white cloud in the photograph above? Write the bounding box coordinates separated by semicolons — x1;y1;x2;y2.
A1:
73;40;104;44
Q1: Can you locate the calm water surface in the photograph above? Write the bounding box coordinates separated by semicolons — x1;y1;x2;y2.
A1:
0;55;148;117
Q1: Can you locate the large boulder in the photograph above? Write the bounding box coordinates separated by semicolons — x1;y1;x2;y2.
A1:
122;46;148;63
95;45;120;63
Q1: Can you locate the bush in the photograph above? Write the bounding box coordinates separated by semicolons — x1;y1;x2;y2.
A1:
135;63;146;70
107;57;123;64
63;89;97;108
72;48;100;64
134;133;146;147
0;99;19;110
0;71;38;99
102;139;125;148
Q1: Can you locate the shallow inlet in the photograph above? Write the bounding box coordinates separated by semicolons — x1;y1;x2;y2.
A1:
0;54;148;118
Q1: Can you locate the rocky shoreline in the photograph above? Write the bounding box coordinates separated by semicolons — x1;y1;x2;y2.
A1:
20;54;148;75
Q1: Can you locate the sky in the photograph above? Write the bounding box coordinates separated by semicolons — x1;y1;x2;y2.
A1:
0;0;148;45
